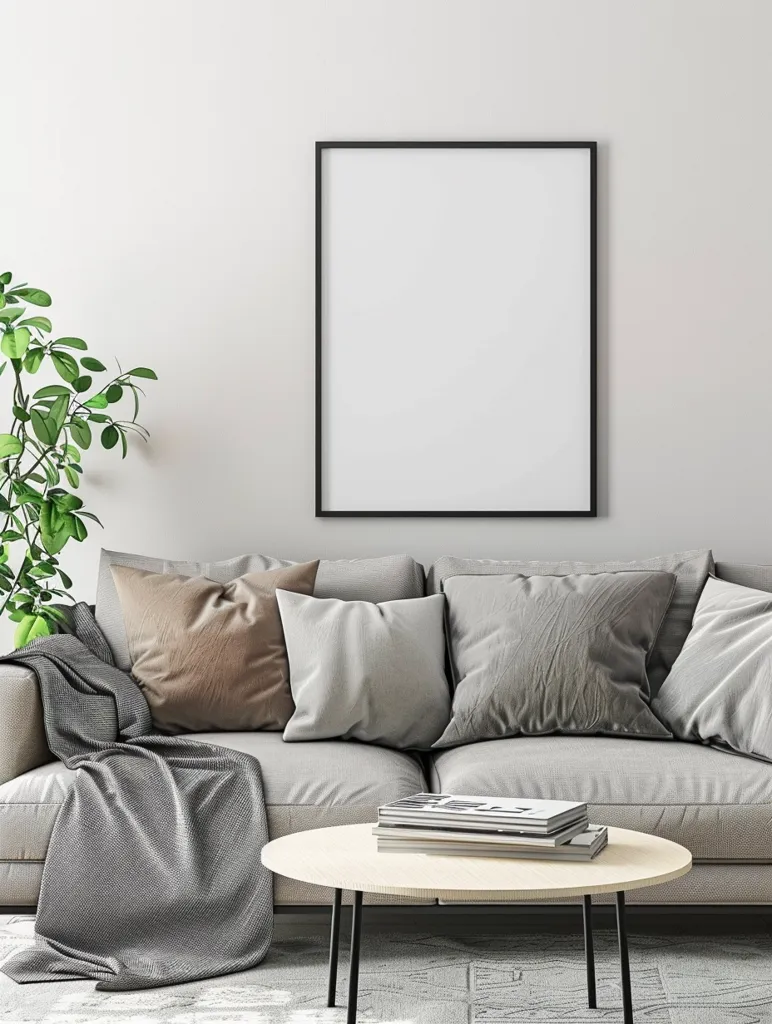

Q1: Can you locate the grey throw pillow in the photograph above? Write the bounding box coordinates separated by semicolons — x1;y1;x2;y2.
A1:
427;549;713;695
653;576;772;762
433;571;675;749
278;591;451;750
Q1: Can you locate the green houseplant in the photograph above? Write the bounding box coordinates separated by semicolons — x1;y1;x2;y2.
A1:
0;271;157;646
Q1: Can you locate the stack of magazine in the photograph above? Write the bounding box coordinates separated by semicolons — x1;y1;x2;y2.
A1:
374;793;608;861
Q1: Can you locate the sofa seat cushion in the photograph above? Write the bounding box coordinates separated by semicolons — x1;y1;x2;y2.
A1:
0;732;426;864
430;736;772;863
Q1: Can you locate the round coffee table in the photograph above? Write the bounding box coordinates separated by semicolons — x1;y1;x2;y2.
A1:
262;823;691;1024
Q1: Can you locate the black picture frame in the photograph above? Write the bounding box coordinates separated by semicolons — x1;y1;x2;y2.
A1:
315;140;598;518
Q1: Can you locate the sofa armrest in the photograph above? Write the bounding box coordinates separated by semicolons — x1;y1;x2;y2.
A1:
0;663;51;786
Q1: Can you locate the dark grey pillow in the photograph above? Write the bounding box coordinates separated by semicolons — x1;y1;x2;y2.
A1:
433;571;675;749
427;549;713;695
653;576;772;762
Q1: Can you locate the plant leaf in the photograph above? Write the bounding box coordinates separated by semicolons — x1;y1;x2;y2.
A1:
49;394;69;434
51;352;79;382
80;356;106;372
105;384;123;404
72;375;92;393
11;288;52;307
76;510;103;525
0;308;24;324
30;409;57;446
0;272;11;286
1;326;31;359
12;405;30;423
14;613;51;648
64;465;80;488
84;394;108;409
0;433;22;459
39;501;71;555
19;317;52;333
71;515;88;541
23;348;45;373
69;419;92;449
28;563;55;578
50;490;82;512
129;367;157;379
54;337;87;351
33;385;71;399
101;424;119;449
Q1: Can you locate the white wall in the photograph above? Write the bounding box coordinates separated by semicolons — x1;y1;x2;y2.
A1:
2;0;772;607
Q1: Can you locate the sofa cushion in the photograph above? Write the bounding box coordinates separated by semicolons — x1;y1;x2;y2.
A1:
97;550;426;669
430;736;772;862
0;733;426;900
427;549;713;694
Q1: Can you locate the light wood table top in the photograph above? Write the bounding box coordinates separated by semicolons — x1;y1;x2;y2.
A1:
261;823;692;901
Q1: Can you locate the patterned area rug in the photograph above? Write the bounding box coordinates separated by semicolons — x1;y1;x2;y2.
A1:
2;914;772;1022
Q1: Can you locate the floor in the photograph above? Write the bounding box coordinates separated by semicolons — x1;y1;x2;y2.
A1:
3;907;772;1022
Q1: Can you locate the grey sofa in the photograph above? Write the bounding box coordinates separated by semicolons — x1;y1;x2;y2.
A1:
1;553;770;908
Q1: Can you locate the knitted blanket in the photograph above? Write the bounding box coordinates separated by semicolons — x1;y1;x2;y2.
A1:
0;603;272;990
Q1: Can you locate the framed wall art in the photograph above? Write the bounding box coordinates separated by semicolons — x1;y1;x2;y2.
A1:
316;141;597;517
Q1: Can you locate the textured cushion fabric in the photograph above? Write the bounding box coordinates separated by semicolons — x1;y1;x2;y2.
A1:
0;664;51;787
97;549;425;670
716;561;772;593
653;576;772;762
427;549;714;694
429;735;772;862
111;561;319;733
279;592;450;749
434;572;674;748
0;732;427;906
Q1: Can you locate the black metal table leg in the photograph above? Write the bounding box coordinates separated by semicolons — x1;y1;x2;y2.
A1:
327;888;342;1007
615;890;634;1023
583;894;597;1008
347;891;363;1024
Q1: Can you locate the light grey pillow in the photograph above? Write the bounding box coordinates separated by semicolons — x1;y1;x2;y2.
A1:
96;548;425;670
653;576;772;762
433;571;675;749
278;591;451;750
427;549;713;695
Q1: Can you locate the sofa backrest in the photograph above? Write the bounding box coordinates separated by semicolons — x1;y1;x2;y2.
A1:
96;548;425;670
715;562;772;593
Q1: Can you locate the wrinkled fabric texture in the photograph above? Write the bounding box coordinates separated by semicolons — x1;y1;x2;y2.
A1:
434;571;675;748
427;549;713;694
654;575;772;763
0;603;272;991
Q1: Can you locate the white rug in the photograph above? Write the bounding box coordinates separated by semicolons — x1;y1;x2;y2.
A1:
2;914;772;1023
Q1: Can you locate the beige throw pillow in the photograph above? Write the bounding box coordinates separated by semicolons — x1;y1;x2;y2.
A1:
110;560;320;734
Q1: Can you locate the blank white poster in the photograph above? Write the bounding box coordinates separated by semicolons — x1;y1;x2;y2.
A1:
318;144;595;515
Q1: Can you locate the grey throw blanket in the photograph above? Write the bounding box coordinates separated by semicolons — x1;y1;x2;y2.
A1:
0;603;273;990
